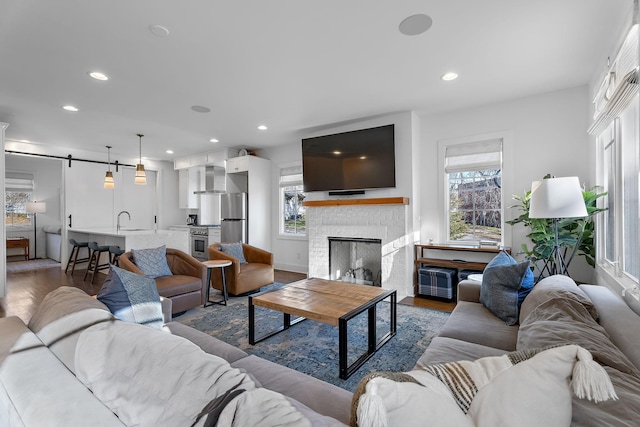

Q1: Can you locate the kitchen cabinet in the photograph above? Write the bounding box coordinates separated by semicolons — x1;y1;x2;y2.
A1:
178;168;202;209
174;156;191;170
226;155;271;251
174;149;239;170
207;148;239;167
226;156;249;173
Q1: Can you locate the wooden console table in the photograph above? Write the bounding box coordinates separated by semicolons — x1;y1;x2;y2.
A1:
7;238;30;261
414;244;509;295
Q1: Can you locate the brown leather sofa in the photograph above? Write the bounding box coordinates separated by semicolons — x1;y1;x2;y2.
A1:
119;248;207;315
208;243;274;296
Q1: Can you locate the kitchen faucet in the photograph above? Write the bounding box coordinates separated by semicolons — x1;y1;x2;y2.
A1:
117;211;131;232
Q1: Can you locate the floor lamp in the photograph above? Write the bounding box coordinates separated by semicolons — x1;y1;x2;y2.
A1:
529;177;587;277
26;201;46;260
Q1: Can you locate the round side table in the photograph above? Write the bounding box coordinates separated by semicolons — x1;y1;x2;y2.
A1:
203;260;232;307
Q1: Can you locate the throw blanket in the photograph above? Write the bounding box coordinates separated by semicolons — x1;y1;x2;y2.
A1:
518;295;640;426
75;321;310;427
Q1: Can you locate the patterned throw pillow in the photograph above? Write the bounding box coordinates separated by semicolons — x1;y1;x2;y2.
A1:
132;245;173;278
353;345;617;427
219;242;247;264
97;265;163;329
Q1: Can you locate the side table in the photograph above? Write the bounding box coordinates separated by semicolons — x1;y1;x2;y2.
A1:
203;260;232;307
7;238;30;261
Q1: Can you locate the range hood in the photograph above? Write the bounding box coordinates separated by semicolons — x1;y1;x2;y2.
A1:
193;166;226;194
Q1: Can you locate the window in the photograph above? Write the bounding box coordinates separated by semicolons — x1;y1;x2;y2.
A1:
279;165;306;236
599;95;639;284
5;172;34;227
445;140;503;244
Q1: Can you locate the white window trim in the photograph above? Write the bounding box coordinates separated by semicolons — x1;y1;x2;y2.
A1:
5;170;35;230
595;99;640;293
277;162;307;240
437;131;513;248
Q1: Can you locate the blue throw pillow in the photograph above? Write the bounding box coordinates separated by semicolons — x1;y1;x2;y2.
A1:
480;250;534;326
480;260;531;326
219;242;247;264
484;250;534;305
132;245;173;278
97;265;163;329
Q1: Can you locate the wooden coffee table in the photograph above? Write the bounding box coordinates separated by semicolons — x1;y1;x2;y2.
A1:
248;278;397;379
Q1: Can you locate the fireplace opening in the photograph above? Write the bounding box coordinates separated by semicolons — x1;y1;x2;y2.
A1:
328;237;382;286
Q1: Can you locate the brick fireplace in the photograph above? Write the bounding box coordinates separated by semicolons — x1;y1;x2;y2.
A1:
306;198;413;298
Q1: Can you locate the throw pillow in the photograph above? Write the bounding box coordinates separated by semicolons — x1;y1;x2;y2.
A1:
485;250;535;305
353;345;617;427
97;265;163;329
219;242;247;264
480;260;530;325
131;245;173;278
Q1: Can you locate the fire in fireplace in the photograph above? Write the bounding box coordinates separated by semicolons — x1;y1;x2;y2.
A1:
328;237;382;286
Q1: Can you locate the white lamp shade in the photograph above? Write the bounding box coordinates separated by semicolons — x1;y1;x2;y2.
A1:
26;201;46;214
529;177;587;219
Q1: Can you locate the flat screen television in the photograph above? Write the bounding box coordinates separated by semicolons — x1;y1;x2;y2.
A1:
302;124;396;192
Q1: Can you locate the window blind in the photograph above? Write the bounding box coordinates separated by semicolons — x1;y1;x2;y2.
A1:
280;165;303;186
5;172;34;192
445;139;503;173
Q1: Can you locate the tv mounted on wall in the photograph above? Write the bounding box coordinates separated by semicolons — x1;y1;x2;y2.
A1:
302;124;396;193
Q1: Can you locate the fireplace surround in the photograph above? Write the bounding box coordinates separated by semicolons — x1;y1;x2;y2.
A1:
306;198;413;297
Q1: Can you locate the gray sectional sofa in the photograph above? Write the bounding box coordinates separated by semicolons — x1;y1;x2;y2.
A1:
0;286;352;426
415;275;640;426
3;274;639;426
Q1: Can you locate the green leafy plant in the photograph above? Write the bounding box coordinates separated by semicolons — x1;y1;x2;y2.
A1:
506;175;607;278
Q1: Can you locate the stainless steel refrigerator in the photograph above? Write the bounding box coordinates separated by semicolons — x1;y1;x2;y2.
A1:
220;192;247;243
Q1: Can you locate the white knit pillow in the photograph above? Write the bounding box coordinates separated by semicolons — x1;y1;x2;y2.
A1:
355;345;617;427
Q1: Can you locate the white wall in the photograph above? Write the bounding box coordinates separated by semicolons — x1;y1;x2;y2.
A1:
261;112;418;274
5;154;63;259
419;85;593;283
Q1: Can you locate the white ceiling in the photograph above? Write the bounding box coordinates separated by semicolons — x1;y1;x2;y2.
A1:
0;0;632;162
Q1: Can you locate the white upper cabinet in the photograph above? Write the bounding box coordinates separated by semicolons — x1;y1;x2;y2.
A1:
178;168;202;209
226;156;249;173
174;148;239;170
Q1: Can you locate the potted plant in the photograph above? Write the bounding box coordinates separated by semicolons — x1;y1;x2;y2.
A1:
507;175;607;279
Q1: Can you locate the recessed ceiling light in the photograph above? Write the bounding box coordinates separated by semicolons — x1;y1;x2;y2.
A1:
18;139;31;143
210;138;219;143
62;105;78;112
360;156;367;160
149;24;170;38
399;14;433;36
441;72;459;81
191;105;211;113
89;71;109;81
166;150;174;154
333;151;342;155
257;125;268;130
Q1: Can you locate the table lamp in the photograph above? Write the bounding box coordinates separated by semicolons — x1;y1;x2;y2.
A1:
529;177;587;276
26;201;46;260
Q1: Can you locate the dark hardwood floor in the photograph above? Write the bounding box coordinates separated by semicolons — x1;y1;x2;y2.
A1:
0;264;454;324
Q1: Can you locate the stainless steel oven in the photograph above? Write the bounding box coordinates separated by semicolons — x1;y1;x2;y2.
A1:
189;227;209;261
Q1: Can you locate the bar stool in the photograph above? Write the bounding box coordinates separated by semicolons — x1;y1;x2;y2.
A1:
84;242;111;284
65;239;90;274
109;246;125;266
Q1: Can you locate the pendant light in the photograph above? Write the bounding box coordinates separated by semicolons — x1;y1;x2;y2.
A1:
135;133;147;185
104;145;115;189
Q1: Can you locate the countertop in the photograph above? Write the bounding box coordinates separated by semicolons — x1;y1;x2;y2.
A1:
68;228;175;237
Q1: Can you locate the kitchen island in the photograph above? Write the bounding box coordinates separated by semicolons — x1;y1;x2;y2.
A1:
68;228;190;254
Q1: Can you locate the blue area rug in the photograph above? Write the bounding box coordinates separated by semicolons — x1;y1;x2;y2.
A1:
176;282;450;392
